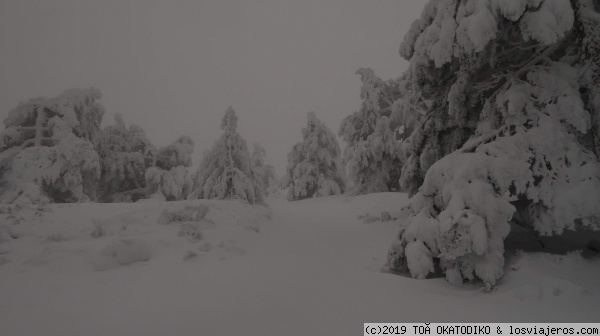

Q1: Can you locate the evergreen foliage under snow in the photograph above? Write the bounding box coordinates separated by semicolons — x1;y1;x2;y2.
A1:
251;143;279;196
0;88;105;204
145;136;194;201
97;113;155;202
192;107;265;205
284;111;346;200
339;69;404;194
386;0;600;287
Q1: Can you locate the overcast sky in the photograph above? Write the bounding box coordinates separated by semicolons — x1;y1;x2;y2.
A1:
0;0;424;174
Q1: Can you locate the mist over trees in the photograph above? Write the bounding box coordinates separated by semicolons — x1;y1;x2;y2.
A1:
0;92;280;206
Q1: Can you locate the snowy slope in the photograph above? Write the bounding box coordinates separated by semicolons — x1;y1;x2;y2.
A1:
1;193;599;336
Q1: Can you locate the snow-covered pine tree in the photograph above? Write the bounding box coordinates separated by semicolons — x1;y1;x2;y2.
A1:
145;136;194;201
284;111;346;200
386;0;600;287
345;116;402;194
0;88;105;204
97;113;155;202
339;69;403;194
339;68;428;194
251;143;279;196
192;107;265;205
572;0;600;157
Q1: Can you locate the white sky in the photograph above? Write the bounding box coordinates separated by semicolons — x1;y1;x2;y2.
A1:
0;0;424;174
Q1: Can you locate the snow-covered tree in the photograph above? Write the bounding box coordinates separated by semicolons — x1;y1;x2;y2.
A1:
572;0;600;157
97;113;155;202
145;136;194;201
284;111;346;200
0;88;105;204
345;117;402;194
339;69;402;193
386;0;600;287
339;69;399;146
251;143;279;196
339;69;427;194
192;107;264;205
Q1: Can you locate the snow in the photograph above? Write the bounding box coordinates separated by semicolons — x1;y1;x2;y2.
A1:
519;0;574;44
1;193;599;335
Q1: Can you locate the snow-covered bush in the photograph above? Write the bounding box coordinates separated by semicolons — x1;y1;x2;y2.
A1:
0;88;105;204
157;205;209;225
284;111;346;200
386;0;600;287
145;136;194;201
97;113;155;202
93;238;151;271
251;143;279;196
192;107;265;205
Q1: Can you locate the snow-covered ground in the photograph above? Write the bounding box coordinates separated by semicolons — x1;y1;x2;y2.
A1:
1;193;599;336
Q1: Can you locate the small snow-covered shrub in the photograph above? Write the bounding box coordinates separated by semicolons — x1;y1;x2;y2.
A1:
46;233;67;242
91;218;107;238
93;238;151;271
358;213;381;224
0;225;19;243
146;165;193;201
381;212;393;222
178;222;203;240
198;242;212;252
157;205;209;225
183;250;197;261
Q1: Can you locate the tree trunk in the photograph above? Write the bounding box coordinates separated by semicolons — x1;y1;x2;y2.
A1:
34;106;46;147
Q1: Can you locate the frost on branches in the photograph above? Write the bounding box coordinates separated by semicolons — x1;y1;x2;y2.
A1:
284;111;346;200
192;107;264;205
251;143;279;196
145;136;194;201
97;113;155;202
0;88;104;204
386;0;600;287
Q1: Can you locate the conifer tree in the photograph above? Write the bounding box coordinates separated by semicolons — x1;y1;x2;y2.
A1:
146;136;194;201
193;107;264;204
284;111;346;200
0;88;104;204
97;113;155;202
386;0;600;287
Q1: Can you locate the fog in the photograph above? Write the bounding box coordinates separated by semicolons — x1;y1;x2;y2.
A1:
0;0;424;173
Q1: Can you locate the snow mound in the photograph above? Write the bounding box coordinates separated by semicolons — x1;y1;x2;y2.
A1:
500;252;597;301
93;238;151;271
